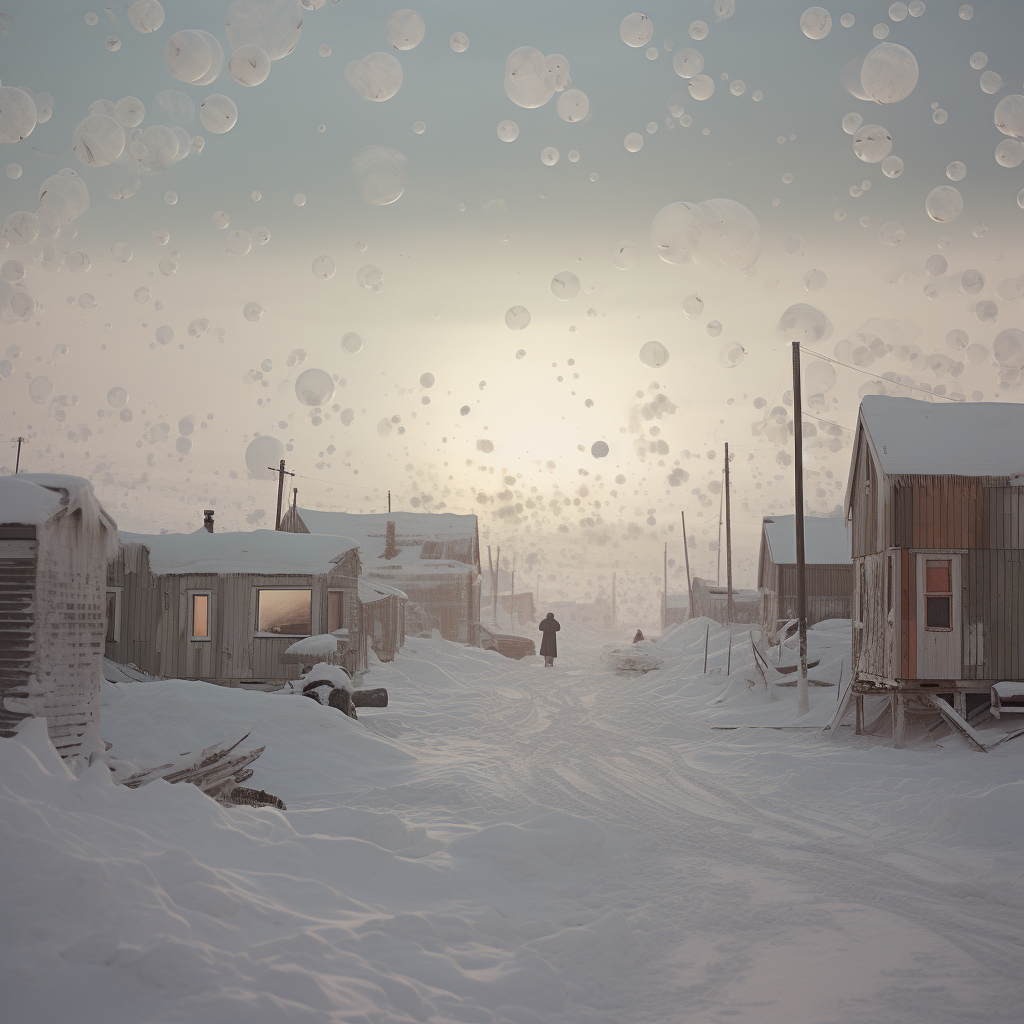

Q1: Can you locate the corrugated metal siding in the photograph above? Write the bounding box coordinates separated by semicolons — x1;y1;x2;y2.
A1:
0;533;37;737
961;549;1024;681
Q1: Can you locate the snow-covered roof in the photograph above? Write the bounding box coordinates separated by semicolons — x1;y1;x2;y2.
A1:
359;578;408;603
119;529;359;577
762;515;851;566
1;473;116;530
287;508;479;571
859;396;1024;478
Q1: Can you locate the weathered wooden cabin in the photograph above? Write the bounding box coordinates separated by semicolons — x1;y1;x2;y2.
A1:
1;474;118;760
757;514;852;641
278;507;482;644
662;594;689;629
690;576;761;625
106;529;362;684
358;578;406;662
846;396;1024;747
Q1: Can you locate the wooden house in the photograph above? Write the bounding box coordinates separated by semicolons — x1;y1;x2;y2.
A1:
1;474;118;760
358;578;407;663
662;593;689;629
689;576;761;625
106;529;362;685
278;507;482;644
757;515;852;642
845;396;1024;747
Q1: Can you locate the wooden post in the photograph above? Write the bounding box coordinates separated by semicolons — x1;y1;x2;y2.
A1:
892;693;907;749
703;625;710;673
274;459;285;530
388;490;391;513
716;482;724;585
855;694;865;734
792;342;810;717
494;545;500;624
682;511;694;621
724;441;734;624
511;556;516;631
663;542;668;630
611;572;616;630
291;487;298;531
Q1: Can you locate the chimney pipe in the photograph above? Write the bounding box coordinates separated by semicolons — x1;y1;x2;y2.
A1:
203;509;214;533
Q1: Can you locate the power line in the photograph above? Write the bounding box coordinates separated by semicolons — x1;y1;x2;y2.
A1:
799;346;964;402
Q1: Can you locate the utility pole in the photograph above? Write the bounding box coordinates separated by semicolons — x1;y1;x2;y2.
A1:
494;545;500;624
716;480;724;585
662;542;668;630
611;572;617;630
681;511;694;621
12;436;26;473
724;441;734;624
291;487;298;531
510;555;516;631
388;490;391;513
487;546;495;625
269;459;295;530
792;342;810;717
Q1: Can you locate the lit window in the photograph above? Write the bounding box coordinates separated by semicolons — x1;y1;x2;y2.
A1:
327;590;344;632
256;589;311;636
924;560;952;630
190;592;210;640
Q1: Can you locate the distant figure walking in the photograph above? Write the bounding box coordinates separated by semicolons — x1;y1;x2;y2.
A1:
539;612;560;667
633;629;644;644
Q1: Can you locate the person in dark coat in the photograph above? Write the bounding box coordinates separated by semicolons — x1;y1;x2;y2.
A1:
538;612;560;667
633;629;644;644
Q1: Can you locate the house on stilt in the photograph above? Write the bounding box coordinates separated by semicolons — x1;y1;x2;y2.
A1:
845;396;1024;748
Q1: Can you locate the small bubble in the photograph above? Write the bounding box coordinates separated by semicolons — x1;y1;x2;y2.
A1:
293;193;306;207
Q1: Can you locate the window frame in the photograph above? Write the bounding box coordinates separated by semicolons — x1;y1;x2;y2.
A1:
105;587;122;644
327;588;345;634
923;559;953;632
188;589;213;642
253;586;314;638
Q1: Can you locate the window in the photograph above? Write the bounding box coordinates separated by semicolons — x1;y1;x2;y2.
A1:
924;560;952;630
327;590;345;633
105;588;121;643
189;591;212;641
256;589;311;636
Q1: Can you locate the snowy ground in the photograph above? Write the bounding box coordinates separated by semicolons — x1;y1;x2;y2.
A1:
3;620;1024;1024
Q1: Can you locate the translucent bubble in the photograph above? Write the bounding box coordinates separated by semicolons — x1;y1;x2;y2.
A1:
128;1;165;33
946;328;969;353
970;52;987;70
174;436;192;454
410;120;425;135
980;71;1002;95
505;305;531;329
85;12;99;24
155;325;173;345
199;94;238;133
840;12;855;26
459;405;470;416
225;0;303;60
589;172;599;182
346;51;403;101
339;332;363;355
959;5;973;18
78;293;96;309
851;124;892;163
995;139;1024;168
701;348;739;383
800;7;832;39
878;220;905;244
976;300;998;323
729;80;746;96
889;2;907;19
925;185;963;223
706;319;723;336
925;254;947;276
245;434;285;478
689;20;708;40
497;119;519;142
352;144;408;205
318;44;331;57
504;46;554;109
515;349;526;360
293;193;306;206
551;271;580;300
385;9;425;50
28;376;54;404
295;368;334;406
860;43;918;104
672;47;703;78
4;211;38;246
106;35;121;51
356;265;382;292
651;199;761;272
842;112;863;135
933;109;948;124
212;210;230;229
803;268;827;291
556;89;589;122
450;32;468;52
107;241;132;264
134;287;150;303
1018;189;1024;210
591;441;610;458
945;160;967;181
639;341;670;367
71;114;125;168
6;163;21;179
612;242;639;270
994;328;1024;367
777;303;832;343
624;132;644;152
0;87;36;145
312;255;336;279
752;90;764;101
164;30;213;83
994;95;1024;141
107;386;129;408
1;260;24;281
682;293;704;318
646;47;659;60
541;146;560;166
114;96;145;128
908;1;924;14
187;318;209;338
960;269;984;294
229;44;271;86
881;155;904;177
163;191;178;206
688;75;715;100
226;228;252;255
873;23;889;38
620;13;653;47
242;301;264;322
481;198;518;240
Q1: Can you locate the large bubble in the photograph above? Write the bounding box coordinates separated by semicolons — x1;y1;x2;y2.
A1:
504;46;554;109
497;119;518;142
688;75;715;100
591;441;610;458
556;89;589;122
245;434;286;478
551;271;580;300
0;86;37;143
164;30;213;83
107;386;129;408
352;144;408;204
5;212;38;245
925;185;963;223
72;114;125;166
800;7;832;38
651;199;761;272
295;368;335;406
481;198;518;240
115;96;145;127
385;9;424;50
994;94;1024;140
199;94;238;133
639;341;670;367
229;44;271;86
341;332;363;353
225;0;303;60
858;43;918;103
672;48;704;78
853;124;892;162
38;170;89;222
138;125;179;171
776;303;833;344
154;90;195;125
994;329;1024;368
312;255;335;279
505;305;531;329
804;360;837;393
127;1;164;32
192;30;225;86
356;265;382;290
612;241;639;269
620;13;653;47
346;52;403;101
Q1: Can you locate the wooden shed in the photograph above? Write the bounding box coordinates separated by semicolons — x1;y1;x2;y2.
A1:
1;474;118;760
845;396;1024;746
757;515;852;642
689;577;761;625
662;594;689;629
106;529;362;685
278;507;482;645
358;578;406;663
